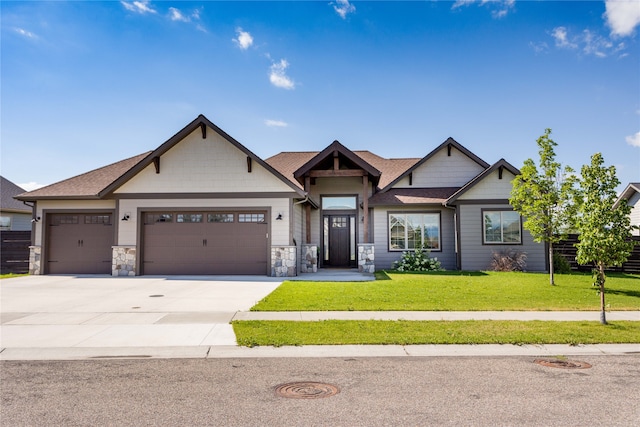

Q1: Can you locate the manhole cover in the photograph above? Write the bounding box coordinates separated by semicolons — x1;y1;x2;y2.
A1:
274;382;340;399
534;359;592;369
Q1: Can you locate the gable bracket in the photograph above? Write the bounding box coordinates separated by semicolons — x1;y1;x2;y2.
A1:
247;156;252;173
447;143;452;156
200;123;207;139
498;165;504;179
153;156;160;174
409;172;413;186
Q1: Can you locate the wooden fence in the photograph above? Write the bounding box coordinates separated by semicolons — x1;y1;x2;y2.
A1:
1;231;31;274
554;234;640;274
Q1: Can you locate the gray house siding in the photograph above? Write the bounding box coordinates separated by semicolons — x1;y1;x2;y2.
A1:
458;203;546;271
373;206;457;270
629;192;640;236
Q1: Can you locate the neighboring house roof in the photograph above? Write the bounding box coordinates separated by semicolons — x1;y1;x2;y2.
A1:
1;176;31;213
613;182;640;209
368;187;461;206
15;152;151;201
446;158;520;204
380;137;490;192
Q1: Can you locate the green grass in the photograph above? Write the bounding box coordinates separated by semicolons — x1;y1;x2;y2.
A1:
0;273;27;280
233;320;640;347
251;271;640;311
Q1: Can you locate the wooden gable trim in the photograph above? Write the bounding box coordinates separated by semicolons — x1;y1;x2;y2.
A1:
293;140;380;185
153;156;160;174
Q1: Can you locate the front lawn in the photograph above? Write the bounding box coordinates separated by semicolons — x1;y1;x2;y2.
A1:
233;320;640;347
251;271;640;311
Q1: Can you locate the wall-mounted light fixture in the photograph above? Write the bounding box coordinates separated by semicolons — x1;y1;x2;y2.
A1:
121;213;130;221
31;216;41;223
276;213;283;220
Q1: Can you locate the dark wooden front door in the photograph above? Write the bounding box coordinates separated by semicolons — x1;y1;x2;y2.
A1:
328;215;350;267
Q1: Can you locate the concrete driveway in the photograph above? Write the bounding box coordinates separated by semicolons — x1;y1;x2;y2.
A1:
0;275;282;352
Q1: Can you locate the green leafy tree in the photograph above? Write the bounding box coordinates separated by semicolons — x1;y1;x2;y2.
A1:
510;129;578;285
575;153;637;325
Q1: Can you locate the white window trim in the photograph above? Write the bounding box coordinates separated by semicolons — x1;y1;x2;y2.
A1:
388;212;442;252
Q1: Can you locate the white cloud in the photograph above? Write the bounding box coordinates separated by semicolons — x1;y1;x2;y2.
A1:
265;119;288;128
269;59;296;90
332;0;356;19
529;41;548;54
15;28;38;40
169;7;189;22
18;182;47;192
626;131;640;147
233;28;254;50
605;0;640;37
452;0;515;18
121;1;157;15
551;26;577;49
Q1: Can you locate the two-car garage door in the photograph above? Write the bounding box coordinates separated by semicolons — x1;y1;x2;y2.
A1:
142;211;268;275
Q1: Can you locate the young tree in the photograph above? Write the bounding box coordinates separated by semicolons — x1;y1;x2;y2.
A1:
575;153;636;325
510;128;578;285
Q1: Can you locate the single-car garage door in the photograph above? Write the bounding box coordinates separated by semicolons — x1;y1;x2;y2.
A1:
46;213;114;274
142;211;268;275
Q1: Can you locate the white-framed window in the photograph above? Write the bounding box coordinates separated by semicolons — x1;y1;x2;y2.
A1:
483;210;521;244
388;212;441;251
0;216;11;230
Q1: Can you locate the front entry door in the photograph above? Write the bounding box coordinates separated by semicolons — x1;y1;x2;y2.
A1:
328;215;351;267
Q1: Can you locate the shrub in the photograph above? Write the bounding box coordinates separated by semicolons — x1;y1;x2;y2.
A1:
553;252;573;274
392;245;443;272
490;249;527;272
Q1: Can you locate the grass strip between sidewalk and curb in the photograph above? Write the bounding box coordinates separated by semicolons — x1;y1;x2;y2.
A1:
232;320;640;347
251;271;640;311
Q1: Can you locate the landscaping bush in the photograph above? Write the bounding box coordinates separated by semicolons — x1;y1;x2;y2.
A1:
392;245;443;272
553;252;573;274
490;249;527;272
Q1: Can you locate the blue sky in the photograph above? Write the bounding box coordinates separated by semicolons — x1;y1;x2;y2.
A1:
2;1;639;193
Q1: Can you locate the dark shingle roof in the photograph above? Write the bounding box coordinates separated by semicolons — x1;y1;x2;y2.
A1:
0;176;30;212
15;152;151;201
368;187;461;206
265;150;420;191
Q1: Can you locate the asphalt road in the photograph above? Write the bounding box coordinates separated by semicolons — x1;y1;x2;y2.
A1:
2;355;639;426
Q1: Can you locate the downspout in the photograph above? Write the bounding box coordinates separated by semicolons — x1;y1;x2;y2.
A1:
23;201;37;246
443;202;459;270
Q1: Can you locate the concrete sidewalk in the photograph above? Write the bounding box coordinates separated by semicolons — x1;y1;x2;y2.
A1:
1;310;638;360
1;276;638;361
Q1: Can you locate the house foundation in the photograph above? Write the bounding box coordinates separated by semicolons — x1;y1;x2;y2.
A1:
112;246;136;276
358;243;375;273
271;246;297;277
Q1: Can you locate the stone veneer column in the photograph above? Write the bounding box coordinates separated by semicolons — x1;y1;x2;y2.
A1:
271;246;297;277
112;246;136;276
357;243;375;274
300;244;318;273
28;245;42;275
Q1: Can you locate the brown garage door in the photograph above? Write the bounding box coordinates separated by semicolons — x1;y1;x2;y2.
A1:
46;213;114;274
142;211;268;275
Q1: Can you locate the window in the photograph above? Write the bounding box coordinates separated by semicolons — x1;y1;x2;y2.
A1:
0;216;11;230
483;210;521;244
388;212;441;251
322;196;356;210
238;213;265;223
208;213;234;223
146;213;173;223
52;215;79;225
85;215;111;224
177;213;203;223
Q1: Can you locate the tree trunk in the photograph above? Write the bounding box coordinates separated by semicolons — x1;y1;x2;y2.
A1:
598;263;607;325
548;241;555;285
